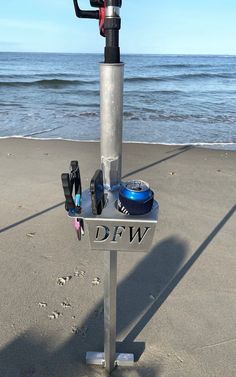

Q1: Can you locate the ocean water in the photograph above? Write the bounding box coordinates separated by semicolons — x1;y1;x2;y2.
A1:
0;52;236;150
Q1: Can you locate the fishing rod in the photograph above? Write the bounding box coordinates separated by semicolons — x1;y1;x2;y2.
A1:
61;1;159;373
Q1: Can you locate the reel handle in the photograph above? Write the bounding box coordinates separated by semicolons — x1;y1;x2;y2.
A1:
73;0;99;19
73;0;122;62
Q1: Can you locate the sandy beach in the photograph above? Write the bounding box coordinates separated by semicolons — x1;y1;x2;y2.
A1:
0;137;235;377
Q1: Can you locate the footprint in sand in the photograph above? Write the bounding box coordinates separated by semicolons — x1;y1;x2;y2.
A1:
74;270;86;278
48;311;61;320
57;276;72;286
26;232;36;238
92;277;101;286
72;326;88;337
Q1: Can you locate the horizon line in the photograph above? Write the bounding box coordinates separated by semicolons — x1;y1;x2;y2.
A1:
1;51;236;57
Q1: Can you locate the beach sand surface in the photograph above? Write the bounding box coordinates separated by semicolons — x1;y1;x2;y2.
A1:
0;138;235;377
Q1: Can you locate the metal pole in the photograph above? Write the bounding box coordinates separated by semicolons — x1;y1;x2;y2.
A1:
100;63;124;191
104;250;117;372
100;62;124;373
86;60;134;371
70;0;138;372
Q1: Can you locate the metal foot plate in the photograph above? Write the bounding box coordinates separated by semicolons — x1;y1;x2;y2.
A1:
116;353;134;366
86;352;134;367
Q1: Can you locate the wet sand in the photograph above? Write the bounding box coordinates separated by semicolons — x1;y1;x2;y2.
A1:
0;138;235;377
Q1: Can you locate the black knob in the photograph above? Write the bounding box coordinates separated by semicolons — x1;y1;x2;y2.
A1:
90;0;104;7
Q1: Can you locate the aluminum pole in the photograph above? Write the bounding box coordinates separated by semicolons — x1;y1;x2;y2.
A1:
100;63;124;191
100;62;124;373
104;250;117;372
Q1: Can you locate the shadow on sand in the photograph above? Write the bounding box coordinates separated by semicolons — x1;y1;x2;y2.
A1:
0;202;64;234
1;203;235;376
0;236;186;377
0;138;234;376
122;145;193;179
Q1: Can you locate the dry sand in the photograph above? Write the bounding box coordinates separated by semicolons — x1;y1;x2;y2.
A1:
0;138;235;377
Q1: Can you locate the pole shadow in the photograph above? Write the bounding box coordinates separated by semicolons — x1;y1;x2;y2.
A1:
122;145;193;179
0;236;186;377
0;331;161;377
0;202;64;234
123;204;236;344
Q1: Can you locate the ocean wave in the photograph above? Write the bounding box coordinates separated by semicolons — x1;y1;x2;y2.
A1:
0;73;79;80
125;72;233;83
79;111;99;117
122;109;236;123
23;126;63;137
174;72;234;80
0;73;233;88
0;102;25;107
125;89;184;95
45;99;99;107
0;78;98;88
1;136;235;151
146;63;212;69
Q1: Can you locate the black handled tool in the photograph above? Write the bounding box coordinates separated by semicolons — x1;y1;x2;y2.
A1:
61;160;82;215
90;169;105;215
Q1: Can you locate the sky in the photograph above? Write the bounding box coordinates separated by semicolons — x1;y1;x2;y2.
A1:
1;0;236;55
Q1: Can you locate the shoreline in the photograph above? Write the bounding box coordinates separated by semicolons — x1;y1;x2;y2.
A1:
1;135;236;151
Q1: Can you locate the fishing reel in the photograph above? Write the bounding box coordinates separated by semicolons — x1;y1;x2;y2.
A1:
73;0;122;62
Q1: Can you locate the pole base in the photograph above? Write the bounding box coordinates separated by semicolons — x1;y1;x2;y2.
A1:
86;351;134;367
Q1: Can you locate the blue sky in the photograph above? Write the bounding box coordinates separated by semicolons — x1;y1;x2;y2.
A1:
1;0;236;54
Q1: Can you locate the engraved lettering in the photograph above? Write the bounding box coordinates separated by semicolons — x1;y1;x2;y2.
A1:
112;226;126;242
129;226;150;244
95;225;110;242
